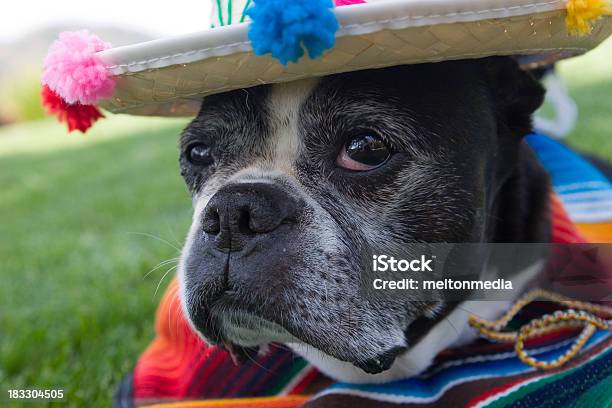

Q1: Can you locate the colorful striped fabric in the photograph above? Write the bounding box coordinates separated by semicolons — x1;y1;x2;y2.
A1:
527;133;612;242
144;396;310;408
122;134;612;408
306;331;611;407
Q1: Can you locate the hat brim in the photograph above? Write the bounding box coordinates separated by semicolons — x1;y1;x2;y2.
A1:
96;0;611;116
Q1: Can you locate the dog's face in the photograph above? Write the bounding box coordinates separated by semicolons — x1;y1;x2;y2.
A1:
178;57;544;374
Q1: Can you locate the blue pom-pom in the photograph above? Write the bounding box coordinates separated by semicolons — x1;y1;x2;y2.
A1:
247;0;339;65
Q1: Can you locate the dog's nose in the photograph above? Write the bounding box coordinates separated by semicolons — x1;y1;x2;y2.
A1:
202;182;299;252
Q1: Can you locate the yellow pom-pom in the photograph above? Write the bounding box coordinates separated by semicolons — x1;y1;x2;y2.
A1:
565;0;611;35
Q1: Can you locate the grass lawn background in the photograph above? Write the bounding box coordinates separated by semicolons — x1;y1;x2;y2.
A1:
1;39;611;406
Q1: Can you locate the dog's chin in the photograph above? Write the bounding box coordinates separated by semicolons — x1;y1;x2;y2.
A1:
213;307;297;348
187;301;294;363
189;302;408;375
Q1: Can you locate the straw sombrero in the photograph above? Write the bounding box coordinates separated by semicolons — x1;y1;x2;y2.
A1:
41;0;611;132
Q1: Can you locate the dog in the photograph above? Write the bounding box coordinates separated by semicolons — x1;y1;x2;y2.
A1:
176;56;556;383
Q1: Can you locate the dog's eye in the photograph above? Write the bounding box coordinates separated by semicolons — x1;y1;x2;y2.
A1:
187;144;213;166
337;134;390;171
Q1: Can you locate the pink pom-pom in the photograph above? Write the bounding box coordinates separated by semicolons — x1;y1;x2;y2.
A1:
42;30;114;105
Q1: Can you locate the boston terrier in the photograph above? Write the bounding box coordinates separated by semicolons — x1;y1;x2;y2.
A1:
177;56;567;382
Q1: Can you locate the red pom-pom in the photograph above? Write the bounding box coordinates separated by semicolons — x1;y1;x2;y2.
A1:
41;84;104;133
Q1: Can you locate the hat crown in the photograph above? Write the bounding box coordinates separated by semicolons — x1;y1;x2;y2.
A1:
209;0;389;27
210;0;252;27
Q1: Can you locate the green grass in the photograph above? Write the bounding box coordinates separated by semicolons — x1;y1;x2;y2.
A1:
0;39;611;407
0;117;192;406
558;37;612;159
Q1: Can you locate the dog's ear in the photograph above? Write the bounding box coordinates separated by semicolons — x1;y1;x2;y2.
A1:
483;57;545;137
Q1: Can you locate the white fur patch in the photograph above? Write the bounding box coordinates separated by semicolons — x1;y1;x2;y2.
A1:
259;78;318;174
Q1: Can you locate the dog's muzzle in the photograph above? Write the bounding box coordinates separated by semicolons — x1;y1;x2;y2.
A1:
183;181;410;372
184;181;306;347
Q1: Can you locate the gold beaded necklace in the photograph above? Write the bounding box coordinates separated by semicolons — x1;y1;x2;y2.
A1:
469;289;612;370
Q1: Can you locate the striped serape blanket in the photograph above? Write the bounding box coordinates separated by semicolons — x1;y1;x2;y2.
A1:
526;133;612;242
116;134;612;408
